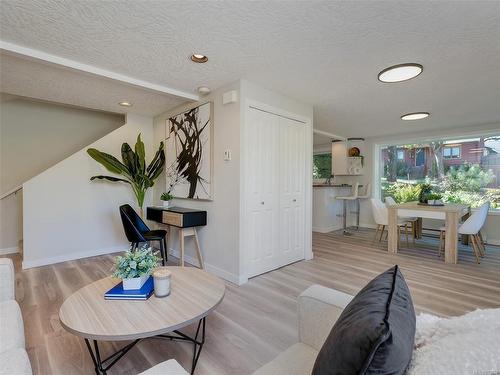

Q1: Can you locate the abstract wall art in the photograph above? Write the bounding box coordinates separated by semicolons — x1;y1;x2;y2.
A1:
165;102;213;200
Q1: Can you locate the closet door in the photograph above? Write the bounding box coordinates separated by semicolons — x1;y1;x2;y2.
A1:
246;108;280;277
279;117;305;264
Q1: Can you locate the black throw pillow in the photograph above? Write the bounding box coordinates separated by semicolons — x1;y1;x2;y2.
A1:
312;265;416;375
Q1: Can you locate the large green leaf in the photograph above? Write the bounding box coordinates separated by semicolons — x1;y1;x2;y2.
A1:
121;143;137;175
147;141;164;173
135;134;145;173
90;175;130;184
87;149;129;175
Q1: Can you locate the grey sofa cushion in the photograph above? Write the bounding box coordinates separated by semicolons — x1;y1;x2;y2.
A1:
312;265;416;375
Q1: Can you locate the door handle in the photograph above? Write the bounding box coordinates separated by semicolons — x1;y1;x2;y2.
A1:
293;199;297;202
261;201;265;205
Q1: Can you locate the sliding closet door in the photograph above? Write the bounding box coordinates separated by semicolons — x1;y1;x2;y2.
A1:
246;108;280;277
279;117;306;264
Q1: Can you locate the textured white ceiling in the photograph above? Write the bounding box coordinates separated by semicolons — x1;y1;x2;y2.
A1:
0;53;185;116
1;1;500;136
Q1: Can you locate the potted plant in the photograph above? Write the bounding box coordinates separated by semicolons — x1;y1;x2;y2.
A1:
112;245;160;290
427;193;443;205
160;192;174;208
87;134;165;217
418;183;432;203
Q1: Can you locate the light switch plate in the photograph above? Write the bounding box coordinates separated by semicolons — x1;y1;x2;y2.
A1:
224;149;231;161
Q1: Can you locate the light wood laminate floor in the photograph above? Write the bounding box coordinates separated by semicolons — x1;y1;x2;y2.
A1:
6;229;500;374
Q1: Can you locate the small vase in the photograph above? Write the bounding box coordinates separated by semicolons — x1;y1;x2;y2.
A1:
122;274;149;290
162;200;171;208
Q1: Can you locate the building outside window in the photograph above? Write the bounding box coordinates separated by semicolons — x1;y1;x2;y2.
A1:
443;146;461;159
397;149;405;160
379;135;500;210
313;153;332;179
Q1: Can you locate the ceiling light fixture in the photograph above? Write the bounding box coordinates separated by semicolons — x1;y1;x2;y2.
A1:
118;101;133;107
401;112;430;121
197;86;211;95
191;54;208;63
378;63;423;83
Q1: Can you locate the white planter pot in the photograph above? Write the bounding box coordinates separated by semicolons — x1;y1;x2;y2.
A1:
122;274;149;290
162;200;171;208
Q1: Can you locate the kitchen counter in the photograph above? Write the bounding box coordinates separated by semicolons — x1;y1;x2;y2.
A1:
313;185;356;233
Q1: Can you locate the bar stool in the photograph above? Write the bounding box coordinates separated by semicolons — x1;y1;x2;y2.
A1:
337;182;359;235
355;183;371;230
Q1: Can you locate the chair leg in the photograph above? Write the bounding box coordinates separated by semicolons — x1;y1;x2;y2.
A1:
163;237;168;262
470;235;481;264
159;238;166;266
373;225;380;242
379;225;385;242
355;199;360;230
474;234;485;257
411;221;416;244
478;231;485;253
438;231;444;257
405;224;409;248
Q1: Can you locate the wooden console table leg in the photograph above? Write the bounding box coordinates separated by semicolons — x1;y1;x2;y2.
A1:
387;207;399;254
180;228;185;267
444;211;459;264
193;228;205;269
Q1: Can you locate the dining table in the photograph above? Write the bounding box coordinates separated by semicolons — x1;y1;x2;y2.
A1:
387;201;470;264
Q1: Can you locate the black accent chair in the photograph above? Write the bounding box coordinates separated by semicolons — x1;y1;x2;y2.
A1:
119;204;167;266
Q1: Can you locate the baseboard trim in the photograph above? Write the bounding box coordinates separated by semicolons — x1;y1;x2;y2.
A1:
168;248;244;285
312;226;340;233
0;246;19;255
22;244;128;269
486;238;500;246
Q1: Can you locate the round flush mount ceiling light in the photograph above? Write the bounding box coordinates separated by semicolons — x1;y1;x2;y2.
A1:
401;112;430;121
118;101;133;107
378;63;423;83
191;54;208;63
197;86;211;95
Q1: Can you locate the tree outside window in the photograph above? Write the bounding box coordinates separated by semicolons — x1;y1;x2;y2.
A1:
380;135;499;210
313;153;332;179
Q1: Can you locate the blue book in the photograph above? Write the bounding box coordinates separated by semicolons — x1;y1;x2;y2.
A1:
104;276;154;300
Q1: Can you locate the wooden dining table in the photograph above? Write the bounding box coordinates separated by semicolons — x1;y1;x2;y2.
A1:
387;201;470;264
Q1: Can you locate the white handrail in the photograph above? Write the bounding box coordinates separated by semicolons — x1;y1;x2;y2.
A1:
0;185;22;200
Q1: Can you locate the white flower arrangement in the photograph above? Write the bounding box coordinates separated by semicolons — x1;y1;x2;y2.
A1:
112;245;160;279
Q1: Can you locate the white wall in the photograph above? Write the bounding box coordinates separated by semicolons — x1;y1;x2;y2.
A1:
0;97;124;193
153;81;242;284
0;190;22;253
152;79;313;284
22;113;154;268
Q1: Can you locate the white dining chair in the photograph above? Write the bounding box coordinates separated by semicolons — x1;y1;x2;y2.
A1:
371;198;411;246
337;183;359;235
439;202;490;263
385;196;418;244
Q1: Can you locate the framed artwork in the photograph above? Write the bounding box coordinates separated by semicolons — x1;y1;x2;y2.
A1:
165;102;213;200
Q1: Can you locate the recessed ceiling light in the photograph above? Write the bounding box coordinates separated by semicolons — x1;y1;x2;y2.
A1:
197;86;211;95
118;101;133;107
378;63;423;83
191;54;208;63
401;112;430;121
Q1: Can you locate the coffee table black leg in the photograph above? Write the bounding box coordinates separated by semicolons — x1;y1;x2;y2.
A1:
156;317;206;374
84;338;141;374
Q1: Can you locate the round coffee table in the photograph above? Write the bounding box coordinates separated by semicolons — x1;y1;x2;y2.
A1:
59;267;225;374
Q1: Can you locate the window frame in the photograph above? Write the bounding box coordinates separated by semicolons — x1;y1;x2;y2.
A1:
443;145;461;159
373;131;499;212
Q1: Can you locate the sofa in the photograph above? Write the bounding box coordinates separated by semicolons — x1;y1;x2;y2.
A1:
140;284;353;375
0;258;33;375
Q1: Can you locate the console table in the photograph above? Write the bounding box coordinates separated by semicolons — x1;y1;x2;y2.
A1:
147;206;207;269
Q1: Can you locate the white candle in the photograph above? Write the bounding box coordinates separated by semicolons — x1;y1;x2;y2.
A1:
153;267;171;297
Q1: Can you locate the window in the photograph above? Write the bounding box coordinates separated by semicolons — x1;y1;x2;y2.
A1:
443;146;461;159
379;135;500;210
313;153;332;179
397;149;405;160
415;148;425;167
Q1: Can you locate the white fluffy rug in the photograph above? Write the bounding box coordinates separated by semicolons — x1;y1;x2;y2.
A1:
408;309;500;374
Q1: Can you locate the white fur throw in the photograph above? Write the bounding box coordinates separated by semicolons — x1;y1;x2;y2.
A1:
408;309;500;374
